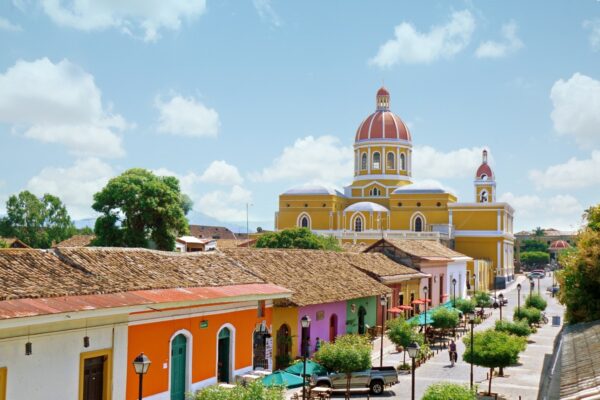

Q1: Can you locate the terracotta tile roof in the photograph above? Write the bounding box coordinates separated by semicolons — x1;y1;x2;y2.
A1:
366;239;470;260
55;234;96;247
189;225;237;239
344;252;427;282
560;320;600;399
216;239;256;249
224;248;391;307
0;237;30;248
341;242;368;253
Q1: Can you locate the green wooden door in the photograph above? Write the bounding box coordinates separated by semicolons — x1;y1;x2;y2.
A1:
218;328;231;383
171;334;187;400
358;306;366;334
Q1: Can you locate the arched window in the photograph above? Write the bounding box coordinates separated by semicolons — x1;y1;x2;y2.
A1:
298;213;310;229
369;187;381;196
480;174;488;181
372;152;381;169
414;216;423;232
387;152;395;169
400;153;406;170
480;190;488;203
301;216;309;228
361;153;367;170
354;216;363;232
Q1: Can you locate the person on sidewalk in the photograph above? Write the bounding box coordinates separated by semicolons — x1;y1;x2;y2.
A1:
449;340;458;367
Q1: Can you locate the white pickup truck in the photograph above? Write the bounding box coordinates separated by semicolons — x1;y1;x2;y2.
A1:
310;366;398;395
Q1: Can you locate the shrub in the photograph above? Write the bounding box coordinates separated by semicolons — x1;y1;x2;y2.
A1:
525;294;547;311
474;291;492;308
520;251;550;267
513;307;542;326
256;227;341;251
431;308;460;331
192;381;285;400
494;320;532;337
422;382;477;400
454;298;476;314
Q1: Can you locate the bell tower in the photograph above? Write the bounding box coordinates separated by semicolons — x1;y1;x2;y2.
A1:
474;150;495;203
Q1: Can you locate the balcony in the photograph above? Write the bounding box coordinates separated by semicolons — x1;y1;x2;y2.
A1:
313;229;447;241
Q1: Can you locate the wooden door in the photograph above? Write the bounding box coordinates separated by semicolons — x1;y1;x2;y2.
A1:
170;334;187;400
329;314;338;342
83;356;105;400
218;328;231;383
358;306;366;334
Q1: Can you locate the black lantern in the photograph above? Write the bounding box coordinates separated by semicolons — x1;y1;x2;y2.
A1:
132;353;151;400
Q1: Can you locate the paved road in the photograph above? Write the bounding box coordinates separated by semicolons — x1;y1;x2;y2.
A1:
288;273;564;399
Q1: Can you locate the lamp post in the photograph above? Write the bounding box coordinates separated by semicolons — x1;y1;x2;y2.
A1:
300;315;311;400
452;278;457;338
407;342;420;400
467;312;475;390
517;283;522;315
379;294;386;368
530;279;534;301
498;293;504;321
132;353;151;400
246;203;253;238
423;286;429;343
537;276;541;296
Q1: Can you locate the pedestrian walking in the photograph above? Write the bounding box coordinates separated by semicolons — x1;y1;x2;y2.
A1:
449;340;458;367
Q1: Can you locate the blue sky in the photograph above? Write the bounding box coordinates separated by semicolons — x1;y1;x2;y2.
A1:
0;0;599;232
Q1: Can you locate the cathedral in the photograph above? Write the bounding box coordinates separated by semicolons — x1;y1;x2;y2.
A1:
274;87;515;287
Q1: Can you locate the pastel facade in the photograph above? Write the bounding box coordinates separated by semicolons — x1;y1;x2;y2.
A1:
275;87;515;288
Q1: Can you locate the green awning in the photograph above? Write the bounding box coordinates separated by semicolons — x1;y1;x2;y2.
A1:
407;301;460;326
261;370;305;388
285;359;327;376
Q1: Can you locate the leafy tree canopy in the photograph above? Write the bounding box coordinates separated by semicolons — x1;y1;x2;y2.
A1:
431;308;460;330
513;307;541;326
534;227;545;237
0;190;75;248
520;251;550;267
454;298;476;315
386;317;421;348
525;294;547;311
255;227;341;251
422;382;477;400
520;239;548;253
474;291;492;308
92;168;190;251
494;320;532;337
192;380;284;400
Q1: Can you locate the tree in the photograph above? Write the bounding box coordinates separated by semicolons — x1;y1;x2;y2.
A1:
462;329;526;394
525;294;547;311
422;382;477;400
0;191;76;248
430;308;460;336
494;320;532;337
520;239;548;253
92;169;190;251
314;334;372;399
557;204;600;323
534;227;545;237
454;298;476;315
386;317;422;365
0;239;7;248
520;251;550;267
192;380;284;400
512;307;541;326
255;227;341;251
474;291;492;312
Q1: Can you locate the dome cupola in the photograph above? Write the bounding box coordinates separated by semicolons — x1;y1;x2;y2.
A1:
355;87;411;142
475;150;494;180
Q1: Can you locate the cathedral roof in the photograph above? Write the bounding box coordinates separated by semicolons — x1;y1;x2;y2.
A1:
283;184;344;196
344;201;389;213
355;88;411;142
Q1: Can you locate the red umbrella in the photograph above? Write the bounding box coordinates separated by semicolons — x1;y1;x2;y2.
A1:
388;307;404;314
411;299;424;305
398;305;413;310
418;298;432;303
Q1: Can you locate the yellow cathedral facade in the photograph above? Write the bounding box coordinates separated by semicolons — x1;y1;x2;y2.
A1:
274;87;515;288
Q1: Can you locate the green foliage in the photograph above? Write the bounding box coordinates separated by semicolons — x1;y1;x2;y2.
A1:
191;380;285;400
534;227;545;237
474;291;492;308
0;190;76;248
557;208;600;323
494;320;532;337
454;298;476;315
386;317;421;349
431;308;460;330
92;169;189;251
520;251;550;267
255;227;341;251
314;334;372;374
525;294;547;311
513;307;541;326
520;239;549;253
422;382;477;400
0;239;7;248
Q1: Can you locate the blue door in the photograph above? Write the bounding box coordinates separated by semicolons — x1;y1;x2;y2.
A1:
171;334;187;400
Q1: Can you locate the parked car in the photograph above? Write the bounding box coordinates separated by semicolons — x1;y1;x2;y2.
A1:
528;272;545;280
311;366;398;395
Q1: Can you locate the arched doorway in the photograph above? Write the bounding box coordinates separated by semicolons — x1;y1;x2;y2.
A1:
253;324;270;370
276;324;292;369
170;334;187;400
217;328;232;383
358;306;367;335
329;314;338;342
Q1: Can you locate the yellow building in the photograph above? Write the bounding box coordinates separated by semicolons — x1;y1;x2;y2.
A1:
275;87;515;288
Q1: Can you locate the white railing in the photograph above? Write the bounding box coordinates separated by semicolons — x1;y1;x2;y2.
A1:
312;230;447;241
430;224;454;237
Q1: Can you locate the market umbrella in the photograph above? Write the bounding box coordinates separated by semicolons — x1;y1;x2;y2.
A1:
285;359;327;376
388;307;404;314
261;370;305;388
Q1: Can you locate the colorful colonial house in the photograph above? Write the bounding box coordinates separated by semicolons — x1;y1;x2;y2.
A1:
223;248;392;369
0;247;290;400
274;87;515;289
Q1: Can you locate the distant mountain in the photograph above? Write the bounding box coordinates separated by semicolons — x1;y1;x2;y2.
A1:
73;218;96;229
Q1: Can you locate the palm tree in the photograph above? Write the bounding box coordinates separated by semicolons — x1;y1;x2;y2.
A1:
533;227;545;237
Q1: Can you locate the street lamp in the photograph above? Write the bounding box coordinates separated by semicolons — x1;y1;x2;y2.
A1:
517;283;522;315
407;341;420;400
423;286;429;343
300;315;311;400
498;293;504;321
132;353;151;400
530;279;535;301
537;276;541;296
452;278;457;338
467;312;475;390
379;294;386;368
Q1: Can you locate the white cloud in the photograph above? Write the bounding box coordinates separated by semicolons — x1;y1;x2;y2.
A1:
529;151;600;189
199;160;243;185
412;146;488;179
550;73;600;148
0;58;127;158
26;158;114;219
499;192;585;231
475;20;523;59
250;135;353;186
197;185;252;221
369;10;475;67
253;0;281;27
0;16;22;31
39;0;206;42
156;94;220;138
583;19;600;51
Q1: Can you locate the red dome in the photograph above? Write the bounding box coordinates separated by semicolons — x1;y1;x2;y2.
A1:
475;150;494;180
355;88;411;142
549;240;570;250
377;87;390;96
